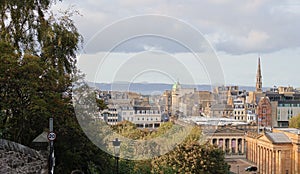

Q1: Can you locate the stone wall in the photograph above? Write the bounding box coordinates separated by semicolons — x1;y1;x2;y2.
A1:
0;139;47;174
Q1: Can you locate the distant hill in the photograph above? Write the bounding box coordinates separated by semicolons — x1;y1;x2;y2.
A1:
86;82;268;95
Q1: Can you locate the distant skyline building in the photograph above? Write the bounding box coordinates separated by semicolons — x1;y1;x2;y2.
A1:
256;57;263;92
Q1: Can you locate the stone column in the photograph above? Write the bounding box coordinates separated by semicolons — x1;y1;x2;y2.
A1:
277;150;281;174
266;149;270;173
247;140;250;160
259;146;262;174
229;139;232;154
235;139;238;154
262;147;265;174
264;148;267;174
256;147;260;172
254;141;256;163
272;150;276;174
252;141;254;162
241;139;245;154
269;150;272;174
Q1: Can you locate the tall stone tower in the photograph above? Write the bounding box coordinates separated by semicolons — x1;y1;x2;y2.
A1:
256;57;262;92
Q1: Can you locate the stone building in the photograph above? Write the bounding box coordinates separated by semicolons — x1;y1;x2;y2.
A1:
208;104;233;118
233;97;247;121
257;96;272;127
208;126;246;155
132;106;161;129
162;90;172;114
100;105;119;125
256;57;263;92
246;128;300;174
213;85;239;105
170;81;196;116
266;86;300;127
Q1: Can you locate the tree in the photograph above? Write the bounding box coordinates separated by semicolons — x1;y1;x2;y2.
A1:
0;1;109;173
151;142;230;174
0;0;81;75
289;114;300;128
151;126;230;174
96;98;108;111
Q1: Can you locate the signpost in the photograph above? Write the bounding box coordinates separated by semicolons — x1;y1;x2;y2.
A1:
47;132;56;141
48;118;55;174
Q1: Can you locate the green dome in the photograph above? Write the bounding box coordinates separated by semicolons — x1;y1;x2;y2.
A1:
172;81;181;90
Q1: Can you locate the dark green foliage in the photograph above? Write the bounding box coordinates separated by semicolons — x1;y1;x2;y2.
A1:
96;98;108;111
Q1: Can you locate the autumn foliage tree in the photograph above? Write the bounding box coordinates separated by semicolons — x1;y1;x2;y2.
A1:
151;126;230;174
289;114;300;128
151;142;229;174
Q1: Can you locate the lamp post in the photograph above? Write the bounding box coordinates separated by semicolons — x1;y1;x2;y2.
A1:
237;165;239;174
112;138;121;174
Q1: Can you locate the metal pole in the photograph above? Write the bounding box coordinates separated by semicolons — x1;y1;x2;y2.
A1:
48;118;54;174
116;156;119;174
49;141;53;174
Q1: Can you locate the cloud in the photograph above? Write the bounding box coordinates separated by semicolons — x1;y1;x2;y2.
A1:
54;0;300;55
142;44;162;51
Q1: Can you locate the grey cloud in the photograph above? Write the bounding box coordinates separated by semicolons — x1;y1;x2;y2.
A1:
55;0;300;55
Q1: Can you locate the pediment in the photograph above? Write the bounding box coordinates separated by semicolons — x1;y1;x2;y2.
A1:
258;134;272;143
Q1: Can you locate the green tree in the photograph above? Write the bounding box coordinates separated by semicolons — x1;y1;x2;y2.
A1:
96;98;108;111
289;114;300;128
0;1;113;173
151;142;230;174
151;125;229;174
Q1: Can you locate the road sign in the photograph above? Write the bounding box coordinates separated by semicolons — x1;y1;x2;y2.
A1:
48;132;56;141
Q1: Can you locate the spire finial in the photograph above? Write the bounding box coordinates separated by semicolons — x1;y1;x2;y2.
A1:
256;56;262;92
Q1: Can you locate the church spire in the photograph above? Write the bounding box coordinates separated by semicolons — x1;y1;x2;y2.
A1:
256;57;262;92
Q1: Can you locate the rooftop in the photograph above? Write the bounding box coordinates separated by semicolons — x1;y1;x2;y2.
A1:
265;132;292;144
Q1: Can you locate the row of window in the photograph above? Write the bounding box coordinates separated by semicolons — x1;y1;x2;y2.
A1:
234;105;245;109
234;111;245;115
278;103;300;107
277;109;299;120
134;110;161;114
235;116;245;120
123;117;160;121
103;113;118;117
216;111;232;115
122;112;134;115
107;119;118;122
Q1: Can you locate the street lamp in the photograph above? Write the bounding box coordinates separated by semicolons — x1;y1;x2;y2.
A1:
112;138;121;174
237;165;239;174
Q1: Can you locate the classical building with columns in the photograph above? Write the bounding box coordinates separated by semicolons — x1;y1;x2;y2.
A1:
246;128;300;174
209;126;246;155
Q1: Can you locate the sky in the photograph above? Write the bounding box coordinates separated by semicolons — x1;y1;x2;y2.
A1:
53;0;300;87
